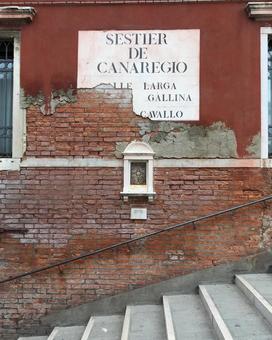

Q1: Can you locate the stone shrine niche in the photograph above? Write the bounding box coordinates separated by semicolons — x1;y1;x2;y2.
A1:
121;141;155;202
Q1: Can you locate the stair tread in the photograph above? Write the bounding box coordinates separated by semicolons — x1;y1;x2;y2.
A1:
203;284;272;339
165;295;217;339
127;305;167;340
239;274;272;282
239;274;272;301
48;326;85;340
18;338;48;340
84;315;124;340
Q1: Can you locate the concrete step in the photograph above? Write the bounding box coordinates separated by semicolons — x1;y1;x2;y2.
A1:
19;274;272;340
47;326;85;340
121;305;167;340
18;338;48;340
163;294;217;340
81;315;124;340
200;284;272;339
236;274;272;326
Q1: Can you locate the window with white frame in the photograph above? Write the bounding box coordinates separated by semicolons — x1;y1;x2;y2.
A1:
260;27;272;159
0;32;23;166
0;7;35;169
247;3;272;159
0;38;14;157
268;35;272;157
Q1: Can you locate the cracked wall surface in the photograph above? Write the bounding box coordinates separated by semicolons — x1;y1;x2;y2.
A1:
246;133;261;158
116;121;238;159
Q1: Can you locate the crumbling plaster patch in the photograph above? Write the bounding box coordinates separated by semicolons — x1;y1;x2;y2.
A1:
260;214;272;249
116;121;238;159
21;88;77;115
246;133;261;158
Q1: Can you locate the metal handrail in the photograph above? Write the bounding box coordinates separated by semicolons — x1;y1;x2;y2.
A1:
1;194;272;284
0;228;28;234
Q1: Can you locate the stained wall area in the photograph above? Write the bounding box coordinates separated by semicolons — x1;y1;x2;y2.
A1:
0;1;272;339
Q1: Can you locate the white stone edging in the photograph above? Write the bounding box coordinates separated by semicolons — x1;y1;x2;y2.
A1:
121;306;131;340
155;159;261;168
81;317;95;340
20;157;123;168
3;157;272;170
236;275;272;326
163;296;176;340
47;327;59;340
199;285;233;340
19;158;262;168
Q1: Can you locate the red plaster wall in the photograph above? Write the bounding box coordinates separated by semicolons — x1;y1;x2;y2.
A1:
17;2;263;156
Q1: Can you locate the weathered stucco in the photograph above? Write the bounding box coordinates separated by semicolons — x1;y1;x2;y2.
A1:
260;214;272;249
21;89;45;109
116;121;238;159
21;88;77;115
246;133;261;158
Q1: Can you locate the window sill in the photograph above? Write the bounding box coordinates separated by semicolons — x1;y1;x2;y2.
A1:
0;158;20;170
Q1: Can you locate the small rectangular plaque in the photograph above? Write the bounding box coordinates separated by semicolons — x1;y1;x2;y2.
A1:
130;208;147;220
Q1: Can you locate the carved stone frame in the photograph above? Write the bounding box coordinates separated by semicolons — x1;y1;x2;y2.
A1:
121;141;156;202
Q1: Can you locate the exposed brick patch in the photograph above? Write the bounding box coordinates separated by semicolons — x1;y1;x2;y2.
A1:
0;167;271;339
25;89;139;158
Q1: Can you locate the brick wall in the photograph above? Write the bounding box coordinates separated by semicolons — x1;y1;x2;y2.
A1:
26;89;136;158
0;167;272;339
24;88;259;160
1;89;272;339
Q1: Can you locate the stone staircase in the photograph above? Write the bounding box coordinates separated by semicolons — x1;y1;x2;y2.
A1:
18;273;272;340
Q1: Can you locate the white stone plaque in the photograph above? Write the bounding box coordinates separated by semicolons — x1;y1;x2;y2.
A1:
78;30;200;121
130;208;147;220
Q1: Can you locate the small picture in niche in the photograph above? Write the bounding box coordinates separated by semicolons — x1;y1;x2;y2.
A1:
131;162;146;185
